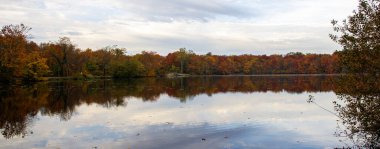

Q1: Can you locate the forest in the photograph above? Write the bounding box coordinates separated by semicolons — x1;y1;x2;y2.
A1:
0;24;342;82
0;3;376;85
1;0;379;82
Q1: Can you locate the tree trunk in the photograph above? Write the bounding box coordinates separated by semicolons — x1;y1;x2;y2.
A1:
181;60;183;73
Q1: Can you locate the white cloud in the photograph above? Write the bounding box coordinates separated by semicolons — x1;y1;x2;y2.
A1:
0;0;358;55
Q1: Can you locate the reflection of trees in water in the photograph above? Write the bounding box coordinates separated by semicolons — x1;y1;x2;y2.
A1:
0;76;337;139
1;75;376;146
0;85;45;139
163;76;336;101
0;81;127;139
333;75;380;148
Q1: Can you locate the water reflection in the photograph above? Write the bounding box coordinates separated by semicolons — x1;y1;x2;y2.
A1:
0;75;378;148
0;81;126;139
333;75;380;148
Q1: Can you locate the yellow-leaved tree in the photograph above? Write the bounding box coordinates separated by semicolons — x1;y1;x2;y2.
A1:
0;24;49;82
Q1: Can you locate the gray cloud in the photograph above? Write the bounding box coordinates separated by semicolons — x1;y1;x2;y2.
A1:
61;31;83;36
112;0;258;22
0;0;358;54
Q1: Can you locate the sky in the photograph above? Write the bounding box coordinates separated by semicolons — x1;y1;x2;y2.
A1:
0;0;358;55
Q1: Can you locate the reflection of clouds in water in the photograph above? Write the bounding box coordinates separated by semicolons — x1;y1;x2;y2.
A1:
99;123;321;149
0;122;326;148
0;91;344;148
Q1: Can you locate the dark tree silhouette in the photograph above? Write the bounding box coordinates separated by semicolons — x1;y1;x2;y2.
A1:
331;0;380;75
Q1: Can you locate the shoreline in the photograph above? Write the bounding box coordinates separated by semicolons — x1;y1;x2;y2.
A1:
189;74;343;77
1;74;345;84
47;73;344;80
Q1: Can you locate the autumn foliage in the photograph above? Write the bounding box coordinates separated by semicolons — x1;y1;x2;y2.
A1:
1;24;342;82
0;24;49;81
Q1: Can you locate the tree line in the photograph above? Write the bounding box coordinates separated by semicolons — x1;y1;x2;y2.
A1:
1;0;379;82
0;24;343;82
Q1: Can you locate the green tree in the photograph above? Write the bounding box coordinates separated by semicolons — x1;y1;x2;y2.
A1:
23;56;50;81
112;59;145;78
40;37;76;77
176;48;193;73
330;0;380;75
97;47;113;77
110;45;126;58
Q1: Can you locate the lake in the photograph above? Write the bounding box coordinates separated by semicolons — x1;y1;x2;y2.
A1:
0;75;379;148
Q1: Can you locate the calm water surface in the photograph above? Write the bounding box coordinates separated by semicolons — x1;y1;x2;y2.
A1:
0;76;378;148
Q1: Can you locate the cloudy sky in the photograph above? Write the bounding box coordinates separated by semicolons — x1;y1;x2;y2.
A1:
0;0;358;55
